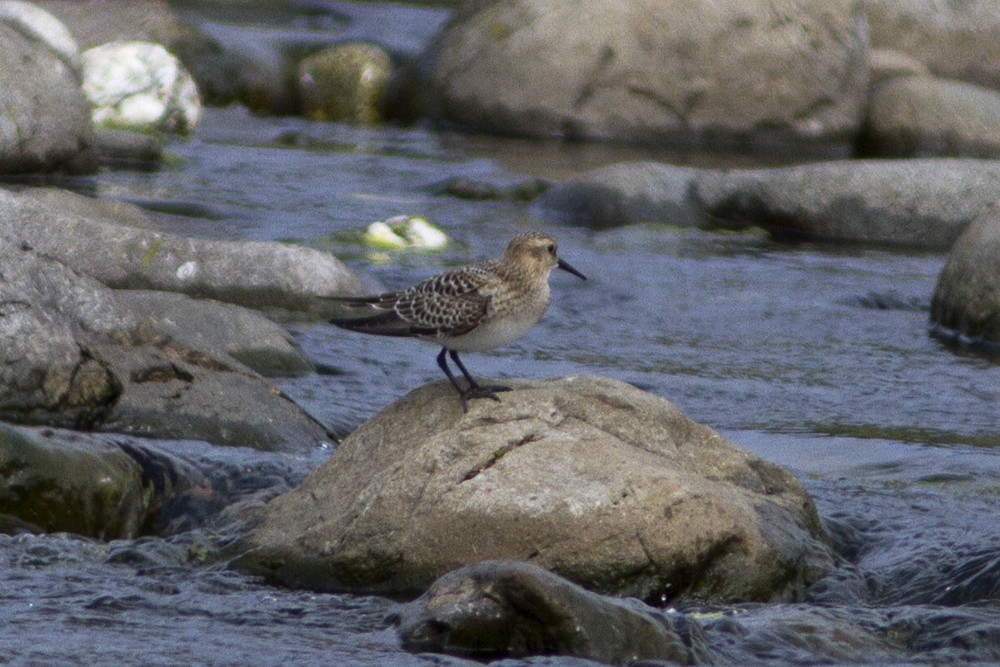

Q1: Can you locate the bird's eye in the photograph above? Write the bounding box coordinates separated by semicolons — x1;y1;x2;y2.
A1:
546;243;556;255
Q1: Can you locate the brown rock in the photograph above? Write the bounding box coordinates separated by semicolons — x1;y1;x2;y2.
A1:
237;376;833;603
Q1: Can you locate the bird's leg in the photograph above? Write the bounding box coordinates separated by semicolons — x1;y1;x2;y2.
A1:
449;350;510;399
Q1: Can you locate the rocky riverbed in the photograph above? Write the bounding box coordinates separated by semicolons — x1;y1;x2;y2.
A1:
2;1;1000;665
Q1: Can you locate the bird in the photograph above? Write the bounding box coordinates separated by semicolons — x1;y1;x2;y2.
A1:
328;231;587;412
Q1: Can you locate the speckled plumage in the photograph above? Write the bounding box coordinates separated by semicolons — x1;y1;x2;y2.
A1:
329;232;586;411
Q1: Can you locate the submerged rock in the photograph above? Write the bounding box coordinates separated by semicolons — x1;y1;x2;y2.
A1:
414;0;867;150
930;202;1000;344
397;560;711;664
0;423;209;540
0;2;96;174
237;376;833;603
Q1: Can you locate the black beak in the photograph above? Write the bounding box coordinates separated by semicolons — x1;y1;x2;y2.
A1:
558;258;587;280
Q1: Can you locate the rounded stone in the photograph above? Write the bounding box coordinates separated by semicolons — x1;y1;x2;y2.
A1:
237;376;834;604
298;42;393;124
415;0;868;149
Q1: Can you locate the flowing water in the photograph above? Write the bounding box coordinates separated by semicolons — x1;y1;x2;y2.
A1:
3;98;1000;665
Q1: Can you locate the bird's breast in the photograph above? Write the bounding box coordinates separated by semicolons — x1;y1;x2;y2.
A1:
438;286;550;352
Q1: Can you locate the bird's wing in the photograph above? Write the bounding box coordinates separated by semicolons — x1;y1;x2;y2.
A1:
328;264;495;338
395;265;495;337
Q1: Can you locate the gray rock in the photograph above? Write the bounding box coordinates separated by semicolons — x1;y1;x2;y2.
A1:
397;560;712;664
0;243;331;451
0;187;363;315
930;202;1000;343
114;290;313;378
414;0;868;149
0;422;208;540
533;162;701;229
862;0;1000;90
863;76;1000;158
694;159;1000;248
0;8;95;174
236;376;833;603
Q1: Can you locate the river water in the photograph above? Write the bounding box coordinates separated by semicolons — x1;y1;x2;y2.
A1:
3;88;1000;667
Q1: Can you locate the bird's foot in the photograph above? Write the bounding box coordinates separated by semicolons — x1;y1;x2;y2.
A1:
458;384;511;412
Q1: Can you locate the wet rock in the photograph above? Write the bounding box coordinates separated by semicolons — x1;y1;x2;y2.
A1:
397;560;711;665
298;43;392;124
0;187;363;315
237;376;833;603
534;162;701;228
862;76;1000;158
930;202;1000;344
82;41;202;134
413;0;867;150
0;2;96;174
0;242;331;451
694;159;1000;248
862;0;1000;90
92;128;165;170
0;423;209;540
113;290;313;378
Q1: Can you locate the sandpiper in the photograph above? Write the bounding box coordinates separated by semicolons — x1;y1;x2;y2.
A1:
329;232;587;411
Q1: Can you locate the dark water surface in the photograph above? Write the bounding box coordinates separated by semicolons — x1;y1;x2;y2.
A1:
4;104;1000;665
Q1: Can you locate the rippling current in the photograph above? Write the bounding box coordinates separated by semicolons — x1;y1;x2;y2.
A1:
3;105;1000;665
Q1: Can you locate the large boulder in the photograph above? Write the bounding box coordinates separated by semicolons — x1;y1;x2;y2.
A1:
236;376;834;604
693;159;1000;248
0;242;331;451
862;0;1000;90
863;75;1000;158
930;202;1000;344
0;2;95;173
397;560;712;664
413;0;868;149
0;187;362;315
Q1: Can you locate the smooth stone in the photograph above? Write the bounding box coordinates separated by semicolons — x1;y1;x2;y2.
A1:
114;290;314;378
0;0;80;72
82;41;202;134
397;560;712;664
236;376;833;603
0;242;332;451
862;0;1000;90
413;0;868;149
533;162;701;228
693;159;1000;248
0;187;363;315
863;76;1000;158
930;202;1000;344
298;42;393;124
0;9;95;174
